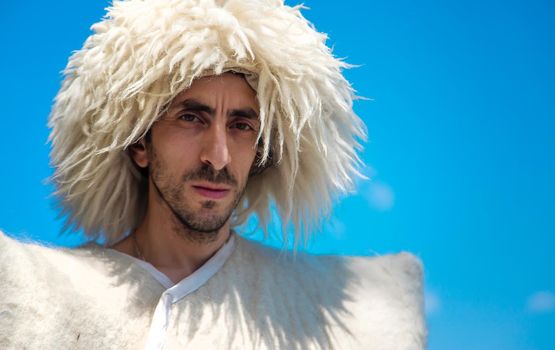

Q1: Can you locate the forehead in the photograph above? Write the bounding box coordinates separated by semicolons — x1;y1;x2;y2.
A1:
170;72;259;110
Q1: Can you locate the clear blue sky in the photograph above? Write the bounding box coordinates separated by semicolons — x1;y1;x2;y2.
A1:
1;1;553;349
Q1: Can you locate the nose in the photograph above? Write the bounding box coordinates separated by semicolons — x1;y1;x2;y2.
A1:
200;122;231;171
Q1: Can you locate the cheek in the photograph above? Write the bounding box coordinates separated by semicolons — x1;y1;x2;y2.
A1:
155;132;202;163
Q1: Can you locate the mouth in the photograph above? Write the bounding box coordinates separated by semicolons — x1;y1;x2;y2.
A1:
191;184;231;199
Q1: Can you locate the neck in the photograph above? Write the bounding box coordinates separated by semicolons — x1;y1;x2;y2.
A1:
112;207;231;284
133;214;231;281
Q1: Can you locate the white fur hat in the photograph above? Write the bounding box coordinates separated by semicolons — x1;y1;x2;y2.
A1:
48;0;366;245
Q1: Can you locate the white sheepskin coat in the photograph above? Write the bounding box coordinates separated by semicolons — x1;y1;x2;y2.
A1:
0;231;426;349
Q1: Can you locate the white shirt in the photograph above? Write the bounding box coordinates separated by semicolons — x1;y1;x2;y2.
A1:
113;235;236;350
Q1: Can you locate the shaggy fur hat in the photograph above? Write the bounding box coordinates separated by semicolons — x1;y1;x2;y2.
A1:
48;0;366;245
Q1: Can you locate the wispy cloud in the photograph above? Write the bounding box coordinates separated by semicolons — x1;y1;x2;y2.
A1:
364;181;395;211
526;291;555;314
425;290;441;316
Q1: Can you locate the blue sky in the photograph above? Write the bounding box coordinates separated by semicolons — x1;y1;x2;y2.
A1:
1;1;554;349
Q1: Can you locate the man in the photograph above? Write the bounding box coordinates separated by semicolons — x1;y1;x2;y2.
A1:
0;0;426;349
111;72;262;284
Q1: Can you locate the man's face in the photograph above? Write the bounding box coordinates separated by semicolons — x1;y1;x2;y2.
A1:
135;73;260;240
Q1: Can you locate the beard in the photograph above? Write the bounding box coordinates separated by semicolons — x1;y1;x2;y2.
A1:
149;154;245;244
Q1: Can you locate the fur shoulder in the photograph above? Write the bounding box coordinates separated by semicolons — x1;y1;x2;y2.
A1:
232;236;427;349
341;252;427;350
0;231;157;349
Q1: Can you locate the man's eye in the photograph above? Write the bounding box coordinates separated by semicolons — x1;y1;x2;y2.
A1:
178;113;201;122
231;122;254;131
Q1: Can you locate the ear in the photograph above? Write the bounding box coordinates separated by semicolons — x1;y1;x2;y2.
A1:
128;139;149;168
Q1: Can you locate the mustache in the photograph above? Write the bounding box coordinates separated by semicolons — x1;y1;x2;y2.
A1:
182;164;238;186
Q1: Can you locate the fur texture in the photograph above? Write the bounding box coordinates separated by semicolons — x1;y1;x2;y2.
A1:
48;0;366;245
0;231;426;349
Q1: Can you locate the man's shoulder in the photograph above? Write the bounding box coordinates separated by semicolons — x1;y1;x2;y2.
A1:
0;230;151;291
233;234;423;284
234;236;424;302
0;230;113;269
0;231;158;348
230;235;426;349
0;230;74;272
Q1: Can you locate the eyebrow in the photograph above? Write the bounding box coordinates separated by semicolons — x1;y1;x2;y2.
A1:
178;99;259;120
